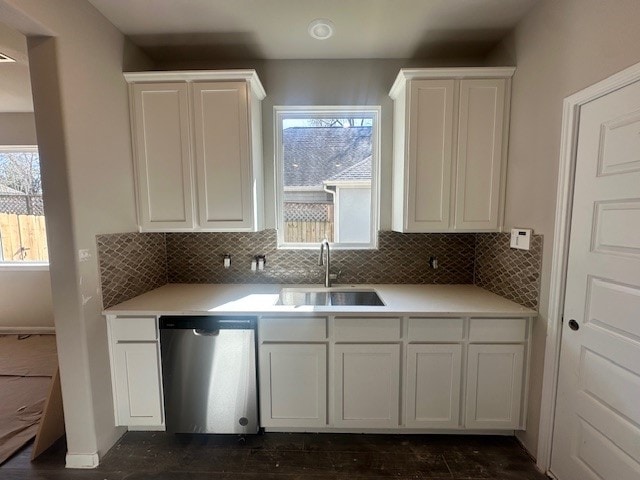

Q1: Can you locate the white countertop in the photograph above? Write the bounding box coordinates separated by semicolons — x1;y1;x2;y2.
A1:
104;284;536;317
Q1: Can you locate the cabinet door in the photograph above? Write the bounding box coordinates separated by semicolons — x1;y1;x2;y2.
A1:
192;81;254;230
406;344;462;428
259;344;327;428
454;78;506;230
131;83;194;230
465;344;524;429
113;342;163;427
406;79;455;232
334;344;400;428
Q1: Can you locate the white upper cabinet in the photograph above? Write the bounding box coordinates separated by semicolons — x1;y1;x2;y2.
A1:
130;83;194;230
126;71;265;232
454;79;506;230
390;68;514;232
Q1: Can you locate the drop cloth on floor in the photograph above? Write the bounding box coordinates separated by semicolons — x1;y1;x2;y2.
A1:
0;334;57;465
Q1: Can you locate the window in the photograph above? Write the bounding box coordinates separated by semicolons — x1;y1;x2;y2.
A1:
0;146;48;264
275;107;380;249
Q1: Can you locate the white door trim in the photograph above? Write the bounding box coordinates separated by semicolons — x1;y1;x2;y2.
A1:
537;60;640;474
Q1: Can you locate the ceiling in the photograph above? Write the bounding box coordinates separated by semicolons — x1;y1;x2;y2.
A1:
88;0;538;62
0;21;32;112
0;0;539;112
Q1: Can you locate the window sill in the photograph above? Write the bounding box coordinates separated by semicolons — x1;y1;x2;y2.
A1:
277;243;378;251
0;262;50;271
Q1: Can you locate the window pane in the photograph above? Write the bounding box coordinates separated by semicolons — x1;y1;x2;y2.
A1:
0;149;48;262
281;114;374;247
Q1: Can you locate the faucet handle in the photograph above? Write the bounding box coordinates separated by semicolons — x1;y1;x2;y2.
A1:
329;270;342;281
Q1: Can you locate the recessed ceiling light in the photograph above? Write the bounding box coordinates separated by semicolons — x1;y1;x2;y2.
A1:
308;19;335;40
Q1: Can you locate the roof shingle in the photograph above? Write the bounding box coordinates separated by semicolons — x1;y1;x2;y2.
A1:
283;126;372;187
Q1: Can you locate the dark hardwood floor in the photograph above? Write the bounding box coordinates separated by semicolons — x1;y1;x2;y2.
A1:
1;432;549;479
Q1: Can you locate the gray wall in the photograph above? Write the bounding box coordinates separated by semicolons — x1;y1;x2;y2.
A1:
0;112;36;144
0;267;53;328
0;111;54;329
485;0;640;458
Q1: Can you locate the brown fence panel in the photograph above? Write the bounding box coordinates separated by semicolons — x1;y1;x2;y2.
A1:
285;221;334;243
0;213;48;261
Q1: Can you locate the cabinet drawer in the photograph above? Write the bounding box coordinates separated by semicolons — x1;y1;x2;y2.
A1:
469;318;527;342
408;318;463;342
260;317;327;342
111;317;158;342
334;317;401;342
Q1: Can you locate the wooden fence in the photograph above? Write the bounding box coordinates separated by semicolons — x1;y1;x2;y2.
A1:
284;221;334;243
0;213;48;261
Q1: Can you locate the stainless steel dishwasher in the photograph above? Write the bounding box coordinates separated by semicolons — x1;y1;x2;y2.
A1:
159;316;258;434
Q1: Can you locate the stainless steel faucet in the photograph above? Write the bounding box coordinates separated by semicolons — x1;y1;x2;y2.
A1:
318;238;331;288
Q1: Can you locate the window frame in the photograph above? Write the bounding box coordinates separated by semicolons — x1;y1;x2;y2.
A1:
274;106;381;250
0;145;49;267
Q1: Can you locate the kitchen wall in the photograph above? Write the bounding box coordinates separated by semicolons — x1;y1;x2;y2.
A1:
0;111;54;330
474;232;542;310
0;0;153;465
485;0;640;458
97;230;543;310
97;232;167;309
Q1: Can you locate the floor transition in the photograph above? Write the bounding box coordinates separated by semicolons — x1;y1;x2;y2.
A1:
1;432;549;479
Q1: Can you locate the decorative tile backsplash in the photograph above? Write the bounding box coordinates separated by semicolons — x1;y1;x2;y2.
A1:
97;232;167;309
165;230;476;285
474;232;543;310
96;229;543;311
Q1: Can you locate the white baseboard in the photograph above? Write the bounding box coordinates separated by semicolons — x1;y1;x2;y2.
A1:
65;452;99;469
0;326;55;334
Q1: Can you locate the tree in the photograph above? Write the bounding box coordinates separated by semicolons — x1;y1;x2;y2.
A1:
0;151;42;194
309;118;372;128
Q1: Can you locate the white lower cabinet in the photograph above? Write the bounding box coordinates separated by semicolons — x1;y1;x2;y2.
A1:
108;316;164;428
334;344;401;428
112;341;163;427
465;344;525;429
405;344;462;428
259;344;327;428
106;313;530;433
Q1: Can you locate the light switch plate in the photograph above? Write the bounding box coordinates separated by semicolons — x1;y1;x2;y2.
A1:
510;228;532;250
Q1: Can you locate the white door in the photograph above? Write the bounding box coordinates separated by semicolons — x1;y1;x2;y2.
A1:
131;82;194;230
551;80;640;480
454;78;505;231
405;344;462;428
192;81;253;230
334;344;400;428
259;344;327;428
465;344;524;429
113;342;163;427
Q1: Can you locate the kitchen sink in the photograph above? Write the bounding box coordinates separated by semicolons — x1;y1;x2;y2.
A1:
277;288;385;306
277;290;330;306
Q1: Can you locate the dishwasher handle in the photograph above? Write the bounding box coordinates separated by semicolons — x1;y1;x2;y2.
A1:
160;315;257;331
193;328;219;336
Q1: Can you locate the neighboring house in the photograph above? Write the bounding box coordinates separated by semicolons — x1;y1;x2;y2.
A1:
324;156;372;243
282;126;372;227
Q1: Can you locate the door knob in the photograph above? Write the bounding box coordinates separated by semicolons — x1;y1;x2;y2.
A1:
568;319;580;331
